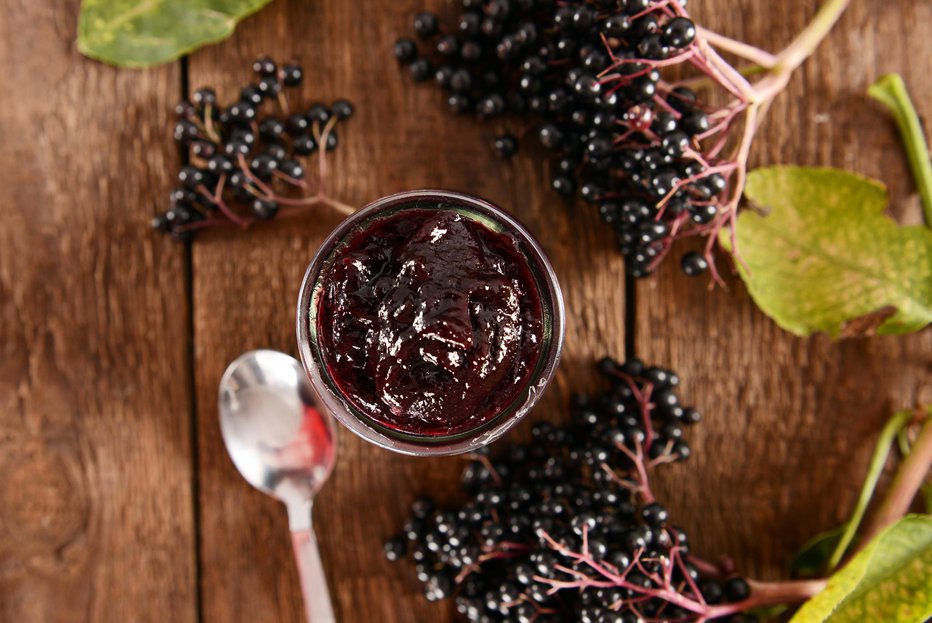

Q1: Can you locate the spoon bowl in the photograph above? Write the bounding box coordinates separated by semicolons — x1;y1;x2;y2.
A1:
219;349;337;622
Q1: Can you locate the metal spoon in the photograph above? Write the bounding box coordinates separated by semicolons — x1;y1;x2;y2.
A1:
219;349;337;623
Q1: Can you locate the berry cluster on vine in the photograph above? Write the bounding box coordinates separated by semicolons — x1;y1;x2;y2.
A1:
153;56;354;239
386;357;761;622
392;0;749;278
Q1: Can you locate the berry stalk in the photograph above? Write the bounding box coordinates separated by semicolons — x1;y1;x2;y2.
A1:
868;73;932;227
860;411;932;546
153;57;356;240
824;408;915;570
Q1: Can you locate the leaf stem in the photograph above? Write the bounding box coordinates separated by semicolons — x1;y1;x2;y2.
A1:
860;413;932;546
826;409;914;570
772;0;850;74
868;74;932;227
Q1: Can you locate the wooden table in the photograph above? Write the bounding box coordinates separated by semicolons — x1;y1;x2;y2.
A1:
2;0;930;621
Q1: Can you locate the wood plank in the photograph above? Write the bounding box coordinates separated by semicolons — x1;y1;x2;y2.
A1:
638;0;932;580
0;2;197;621
187;1;625;621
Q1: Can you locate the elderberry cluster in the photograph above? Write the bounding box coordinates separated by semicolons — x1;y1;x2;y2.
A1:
394;1;722;278
153;56;354;239
386;357;755;622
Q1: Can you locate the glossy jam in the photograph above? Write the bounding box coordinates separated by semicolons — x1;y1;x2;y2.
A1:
315;207;544;437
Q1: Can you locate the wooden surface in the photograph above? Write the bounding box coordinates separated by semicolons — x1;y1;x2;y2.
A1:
1;0;929;621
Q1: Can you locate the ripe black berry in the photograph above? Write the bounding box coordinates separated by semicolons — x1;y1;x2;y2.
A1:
281;62;303;86
493;133;518;158
393;38;418;63
408;58;432;81
663;17;697;49
383;535;407;561
251;198;279;220
551;175;575;196
413;11;439;38
192;87;217;108
331;99;354;119
252;56;276;76
680;252;709;276
153;57;353;239
725;577;751;602
306;104;331;125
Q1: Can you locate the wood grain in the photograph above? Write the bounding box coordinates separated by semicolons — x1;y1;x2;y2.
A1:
2;0;930;621
638;0;932;580
0;1;197;621
187;1;624;621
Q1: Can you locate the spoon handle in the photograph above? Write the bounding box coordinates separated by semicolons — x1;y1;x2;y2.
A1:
292;529;336;623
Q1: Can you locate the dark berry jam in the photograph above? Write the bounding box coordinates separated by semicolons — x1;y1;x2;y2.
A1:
314;207;544;437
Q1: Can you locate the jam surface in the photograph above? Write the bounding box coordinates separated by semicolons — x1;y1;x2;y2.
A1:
315;207;544;437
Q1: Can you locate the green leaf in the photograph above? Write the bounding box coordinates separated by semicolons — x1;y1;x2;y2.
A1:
789;515;932;623
722;166;932;337
77;0;274;68
792;525;847;578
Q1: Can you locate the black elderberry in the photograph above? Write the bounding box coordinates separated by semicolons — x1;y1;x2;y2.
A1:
227;102;257;124
281;62;303;86
384;535;407;561
436;35;459;57
434;65;454;89
287;113;310;134
641;502;669;527
663;17;697;49
240;84;264;106
681;111;711;136
178;166;209;190
551;175;576;196
478;94;505;117
446;93;470;114
257;75;281;97
292;134;317;155
175;100;196;118
252;56;276;76
681;251;709;276
538;124;563;149
173;119;199;143
264;143;288;163
250;154;278;179
725;577;751;602
460;40;482;62
413;11;439;38
250;198;278;220
306;103;331;125
278;159;304;180
408;58;433;81
207;155;234;175
691;203;719;224
331;99;354;120
192;87;217;108
458;11;481;36
393;37;418;63
493;133;518;158
259;117;285;141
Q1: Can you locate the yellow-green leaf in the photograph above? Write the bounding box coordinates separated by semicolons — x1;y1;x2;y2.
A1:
78;0;274;68
722;166;932;337
789;515;932;623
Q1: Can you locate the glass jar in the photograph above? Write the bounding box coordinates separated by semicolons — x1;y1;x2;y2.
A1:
296;189;564;455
